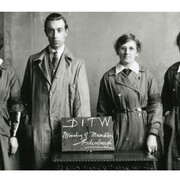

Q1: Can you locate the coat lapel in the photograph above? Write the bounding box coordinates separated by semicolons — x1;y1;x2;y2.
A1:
112;65;142;93
39;54;51;85
110;65;145;93
115;73;139;92
171;62;180;84
34;47;51;85
175;73;180;84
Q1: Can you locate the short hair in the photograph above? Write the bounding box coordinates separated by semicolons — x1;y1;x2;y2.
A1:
114;33;142;54
44;13;68;32
176;32;180;48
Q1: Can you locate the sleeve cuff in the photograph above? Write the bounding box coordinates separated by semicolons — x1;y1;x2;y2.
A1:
148;127;159;136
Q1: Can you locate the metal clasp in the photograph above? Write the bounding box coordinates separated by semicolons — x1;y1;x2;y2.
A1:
134;107;142;116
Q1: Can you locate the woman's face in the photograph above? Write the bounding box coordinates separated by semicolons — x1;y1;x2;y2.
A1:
117;40;139;66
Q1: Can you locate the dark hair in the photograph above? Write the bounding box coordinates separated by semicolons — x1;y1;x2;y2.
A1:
114;33;142;54
176;32;180;49
44;13;68;32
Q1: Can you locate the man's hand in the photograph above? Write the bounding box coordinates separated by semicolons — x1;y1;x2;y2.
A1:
9;137;19;155
147;134;157;153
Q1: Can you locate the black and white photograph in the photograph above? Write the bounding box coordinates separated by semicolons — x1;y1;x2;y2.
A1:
0;0;180;178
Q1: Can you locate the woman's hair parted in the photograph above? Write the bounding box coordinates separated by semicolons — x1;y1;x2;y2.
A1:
114;33;142;54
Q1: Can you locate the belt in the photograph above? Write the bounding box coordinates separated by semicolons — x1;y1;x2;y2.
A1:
115;107;147;113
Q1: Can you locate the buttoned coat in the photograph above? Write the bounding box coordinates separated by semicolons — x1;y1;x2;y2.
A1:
97;64;163;152
21;47;91;169
162;61;180;170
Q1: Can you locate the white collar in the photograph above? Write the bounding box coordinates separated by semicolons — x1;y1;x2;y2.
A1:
115;61;139;75
48;45;65;59
0;58;3;65
177;64;180;73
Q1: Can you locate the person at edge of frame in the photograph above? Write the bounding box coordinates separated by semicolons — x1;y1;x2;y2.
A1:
20;13;91;170
97;33;164;170
0;33;24;170
161;31;180;170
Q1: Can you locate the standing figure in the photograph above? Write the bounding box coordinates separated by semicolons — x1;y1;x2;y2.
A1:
162;32;180;170
97;33;163;159
0;34;23;170
21;13;91;169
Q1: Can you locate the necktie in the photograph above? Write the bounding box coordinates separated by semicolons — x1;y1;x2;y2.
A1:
52;51;59;68
123;68;131;76
51;51;59;77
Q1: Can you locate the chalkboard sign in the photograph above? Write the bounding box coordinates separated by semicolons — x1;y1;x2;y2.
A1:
61;116;115;152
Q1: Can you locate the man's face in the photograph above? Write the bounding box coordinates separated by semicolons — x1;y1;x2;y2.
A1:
117;40;139;66
45;19;68;50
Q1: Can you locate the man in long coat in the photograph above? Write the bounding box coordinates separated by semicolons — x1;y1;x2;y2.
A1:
21;13;91;169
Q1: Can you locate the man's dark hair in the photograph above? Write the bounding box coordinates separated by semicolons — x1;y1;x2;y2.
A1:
176;32;180;49
114;33;142;54
44;13;68;32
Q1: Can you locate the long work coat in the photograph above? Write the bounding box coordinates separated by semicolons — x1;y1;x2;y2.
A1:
161;61;180;170
97;64;163;152
0;60;20;170
21;47;91;169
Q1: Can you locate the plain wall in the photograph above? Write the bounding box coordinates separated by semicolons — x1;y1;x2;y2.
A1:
3;12;180;116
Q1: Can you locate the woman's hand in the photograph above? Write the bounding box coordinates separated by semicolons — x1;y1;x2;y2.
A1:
147;134;157;153
9;137;19;155
164;111;170;117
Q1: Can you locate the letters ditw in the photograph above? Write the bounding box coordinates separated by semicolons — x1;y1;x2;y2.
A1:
62;117;111;128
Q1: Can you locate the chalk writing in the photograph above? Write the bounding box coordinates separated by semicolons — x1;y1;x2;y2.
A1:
90;132;113;138
61;116;115;151
62;131;88;140
62;131;113;140
62;117;112;128
73;138;113;149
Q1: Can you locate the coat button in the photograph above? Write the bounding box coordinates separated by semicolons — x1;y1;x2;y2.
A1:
49;92;53;96
173;88;175;92
118;93;121;97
